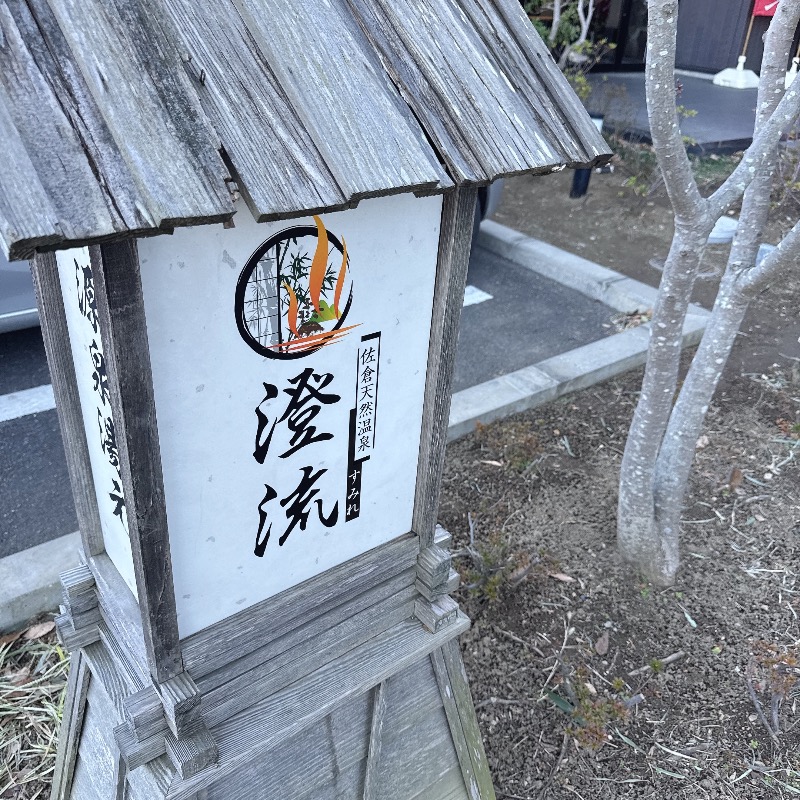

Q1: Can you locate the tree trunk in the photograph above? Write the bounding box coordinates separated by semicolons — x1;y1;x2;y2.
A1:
652;274;749;551
616;0;800;586
617;223;709;584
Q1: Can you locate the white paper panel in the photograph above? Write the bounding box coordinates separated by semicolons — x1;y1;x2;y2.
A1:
138;193;442;636
57;248;137;594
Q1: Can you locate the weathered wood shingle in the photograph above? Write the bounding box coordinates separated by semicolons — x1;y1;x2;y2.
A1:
0;0;609;259
46;0;234;224
160;0;350;221
231;0;453;202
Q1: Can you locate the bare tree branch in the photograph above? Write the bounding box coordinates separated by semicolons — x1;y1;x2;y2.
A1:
575;0;595;46
708;88;800;218
645;0;704;221
739;217;800;296
549;0;562;44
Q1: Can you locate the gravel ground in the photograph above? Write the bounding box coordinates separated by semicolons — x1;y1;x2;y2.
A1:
438;169;800;799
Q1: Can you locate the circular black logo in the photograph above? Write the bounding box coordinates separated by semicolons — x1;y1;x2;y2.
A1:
235;217;354;359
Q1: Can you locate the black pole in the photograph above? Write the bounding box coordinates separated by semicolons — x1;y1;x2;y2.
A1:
570;168;592;198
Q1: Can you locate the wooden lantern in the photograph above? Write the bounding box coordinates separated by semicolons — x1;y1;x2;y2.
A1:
0;0;608;798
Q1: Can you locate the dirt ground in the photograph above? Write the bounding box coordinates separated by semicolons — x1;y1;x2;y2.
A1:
440;170;800;798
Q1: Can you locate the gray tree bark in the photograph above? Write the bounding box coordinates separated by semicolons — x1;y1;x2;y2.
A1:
549;0;563;44
617;0;800;585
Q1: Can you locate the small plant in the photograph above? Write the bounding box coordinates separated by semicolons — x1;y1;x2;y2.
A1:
524;1;615;105
475;419;541;472
452;513;524;602
777;418;800;440
561;39;615;104
649;658;664;674
569;693;629;750
746;640;800;745
546;664;630;751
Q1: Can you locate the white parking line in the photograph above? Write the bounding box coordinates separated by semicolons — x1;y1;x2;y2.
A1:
0;384;56;424
463;285;493;307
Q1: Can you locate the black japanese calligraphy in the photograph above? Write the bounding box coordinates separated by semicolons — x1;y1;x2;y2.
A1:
109;479;126;522
345;332;381;519
253;382;279;463
253;468;338;556
90;340;110;406
97;409;120;472
74;255;126;530
75;258;99;334
254;484;278;557
252;368;342;555
253;367;340;462
279;466;338;545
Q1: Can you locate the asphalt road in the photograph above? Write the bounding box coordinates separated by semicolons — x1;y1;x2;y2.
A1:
0;245;615;559
0;327;77;558
453;248;615;392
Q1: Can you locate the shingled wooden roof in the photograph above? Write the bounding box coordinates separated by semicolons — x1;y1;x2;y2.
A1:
0;0;609;260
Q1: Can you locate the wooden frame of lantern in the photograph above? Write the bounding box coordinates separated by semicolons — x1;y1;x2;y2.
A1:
39;186;503;800
2;0;609;796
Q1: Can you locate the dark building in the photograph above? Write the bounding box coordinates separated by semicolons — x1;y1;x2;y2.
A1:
589;0;781;74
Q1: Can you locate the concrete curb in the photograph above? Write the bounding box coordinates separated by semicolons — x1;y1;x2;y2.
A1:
0;222;709;628
0;531;81;632
447;221;709;440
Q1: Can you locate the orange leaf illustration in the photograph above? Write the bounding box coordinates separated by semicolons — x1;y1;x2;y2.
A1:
333;237;348;318
309;215;329;313
283;281;299;337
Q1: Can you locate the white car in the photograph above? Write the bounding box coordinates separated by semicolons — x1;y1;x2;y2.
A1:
0;249;38;333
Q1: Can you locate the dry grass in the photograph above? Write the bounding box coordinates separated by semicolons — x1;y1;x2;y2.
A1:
0;621;68;800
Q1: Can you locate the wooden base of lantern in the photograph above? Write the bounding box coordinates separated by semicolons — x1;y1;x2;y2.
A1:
51;533;495;800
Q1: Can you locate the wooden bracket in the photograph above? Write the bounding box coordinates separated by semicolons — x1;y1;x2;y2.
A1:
416;544;451;587
165;726;218;780
416;569;460;602
123;687;166;742
414;527;460;632
414;595;459;633
158;672;206;739
114;672;217;778
55;565;102;651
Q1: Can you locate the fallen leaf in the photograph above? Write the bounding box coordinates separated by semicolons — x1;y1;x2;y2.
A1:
548;572;575;583
595;630;610;656
677;604;697;629
7;667;31;687
24;620;55;640
728;466;743;489
4;738;20;763
0;630;22;648
478;460;504;467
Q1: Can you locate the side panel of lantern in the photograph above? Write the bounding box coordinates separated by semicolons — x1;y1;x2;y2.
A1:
137;192;443;636
56;248;137;595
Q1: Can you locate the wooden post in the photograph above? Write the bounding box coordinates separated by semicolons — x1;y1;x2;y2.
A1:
31;253;104;557
413;186;478;550
413;186;476;633
89;240;183;684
